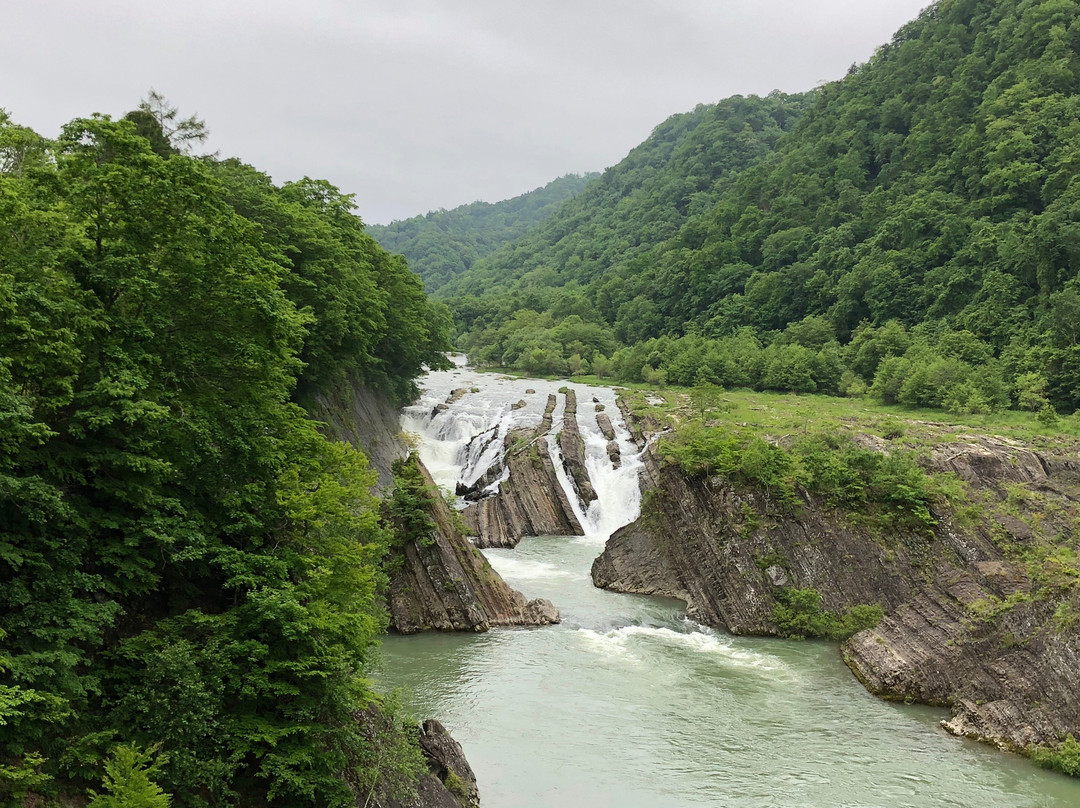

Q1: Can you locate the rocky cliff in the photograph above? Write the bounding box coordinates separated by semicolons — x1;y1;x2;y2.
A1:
304;380;497;799
463;393;584;547
386;455;559;633
593;415;1080;761
303;373;406;491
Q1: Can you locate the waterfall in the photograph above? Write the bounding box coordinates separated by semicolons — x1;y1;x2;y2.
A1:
400;356;643;542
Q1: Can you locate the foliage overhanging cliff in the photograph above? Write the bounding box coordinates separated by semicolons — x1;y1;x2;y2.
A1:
0;106;451;805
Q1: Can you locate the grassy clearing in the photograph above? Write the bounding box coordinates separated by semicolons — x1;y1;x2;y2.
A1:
619;384;1080;597
616;386;1080;452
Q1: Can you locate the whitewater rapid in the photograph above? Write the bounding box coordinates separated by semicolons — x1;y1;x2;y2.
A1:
400;354;643;541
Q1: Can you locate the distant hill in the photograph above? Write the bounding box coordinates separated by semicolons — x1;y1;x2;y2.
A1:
438;91;810;300
445;0;1080;414
368;172;597;292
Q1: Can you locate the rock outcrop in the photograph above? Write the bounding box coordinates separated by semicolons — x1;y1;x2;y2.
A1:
387;455;559;634
463;394;584;547
558;389;597;507
596;412;621;468
303;373;406;490
593;414;1080;758
362;715;479;808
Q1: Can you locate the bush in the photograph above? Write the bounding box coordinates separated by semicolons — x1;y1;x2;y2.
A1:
663;427;936;532
1029;735;1080;777
87;745;172;808
385;456;438;548
772;587;884;641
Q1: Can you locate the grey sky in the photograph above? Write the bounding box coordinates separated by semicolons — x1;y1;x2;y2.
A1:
4;1;929;224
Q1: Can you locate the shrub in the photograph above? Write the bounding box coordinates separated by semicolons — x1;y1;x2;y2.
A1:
87;744;172;808
1029;735;1080;777
663;427;936;532
772;588;884;641
386;456;438;548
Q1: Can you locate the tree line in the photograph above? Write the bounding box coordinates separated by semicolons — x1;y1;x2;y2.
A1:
1;98;450;805
429;0;1080;416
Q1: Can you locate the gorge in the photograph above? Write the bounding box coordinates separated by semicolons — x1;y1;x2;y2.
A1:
378;361;1080;807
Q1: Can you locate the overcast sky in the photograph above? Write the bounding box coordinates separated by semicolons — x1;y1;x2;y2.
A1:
4;1;930;224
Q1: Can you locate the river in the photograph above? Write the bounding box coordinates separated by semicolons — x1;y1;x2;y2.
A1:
377;361;1080;808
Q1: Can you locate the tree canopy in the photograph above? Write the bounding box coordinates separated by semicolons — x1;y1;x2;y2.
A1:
368;172;597;293
441;0;1080;414
0;103;448;806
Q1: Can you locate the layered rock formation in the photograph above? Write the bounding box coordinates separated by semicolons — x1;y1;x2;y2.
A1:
596;411;621;468
463;394;584;547
306;380;496;800
304;373;406;490
593;416;1080;758
387;455;559;633
363;715;479;808
558;389;597;506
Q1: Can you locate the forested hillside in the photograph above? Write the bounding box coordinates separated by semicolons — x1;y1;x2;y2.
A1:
0;104;450;805
368;172;596;292
446;0;1080;416
440;91;810;302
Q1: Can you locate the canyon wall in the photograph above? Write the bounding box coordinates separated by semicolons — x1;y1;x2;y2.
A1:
594;417;1080;756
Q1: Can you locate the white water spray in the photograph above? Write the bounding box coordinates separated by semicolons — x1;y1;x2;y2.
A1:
400;356;643;543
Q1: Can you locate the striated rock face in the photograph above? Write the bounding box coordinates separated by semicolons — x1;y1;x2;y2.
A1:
592;442;927;632
463;394;583;547
416;719;480;808
593;417;1080;756
387;456;559;634
558;390;597;507
303;374;406;491
596;412;621;469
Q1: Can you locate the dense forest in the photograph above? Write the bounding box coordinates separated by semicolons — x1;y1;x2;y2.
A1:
434;0;1080;417
0;99;451;805
368;172;597;293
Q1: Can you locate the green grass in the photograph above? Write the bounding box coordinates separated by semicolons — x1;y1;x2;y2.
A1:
617;386;1080;449
619;384;1080;597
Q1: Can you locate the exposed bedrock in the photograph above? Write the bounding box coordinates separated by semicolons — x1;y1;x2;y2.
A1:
596;412;621;468
463;394;583;547
303;373;406;491
387;456;559;634
592;420;1080;755
558;389;597;507
364;715;480;808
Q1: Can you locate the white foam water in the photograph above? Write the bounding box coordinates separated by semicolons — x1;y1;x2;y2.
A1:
400;356;644;542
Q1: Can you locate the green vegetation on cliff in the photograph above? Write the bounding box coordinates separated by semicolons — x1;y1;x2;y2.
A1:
0;102;448;805
369;172;597;293
444;0;1080;416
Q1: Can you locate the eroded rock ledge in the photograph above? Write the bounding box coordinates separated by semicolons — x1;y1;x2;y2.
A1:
387;455;559;633
593;415;1080;758
463;393;584;547
559;389;597;507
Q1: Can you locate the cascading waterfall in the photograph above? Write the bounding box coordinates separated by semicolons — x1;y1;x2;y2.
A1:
400;354;644;543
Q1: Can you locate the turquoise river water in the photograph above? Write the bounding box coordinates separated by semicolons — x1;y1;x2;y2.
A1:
377;363;1080;808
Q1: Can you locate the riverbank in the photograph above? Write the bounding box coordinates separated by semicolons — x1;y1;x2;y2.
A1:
594;386;1080;771
378;363;1080;806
